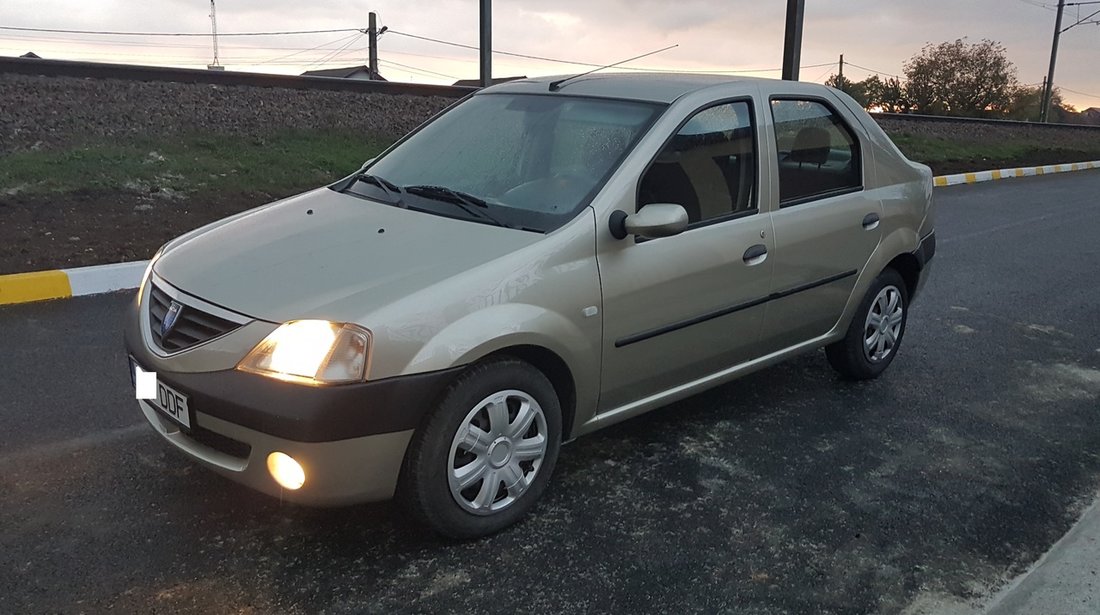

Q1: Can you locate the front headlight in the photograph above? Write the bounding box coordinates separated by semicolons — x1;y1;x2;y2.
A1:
237;320;371;385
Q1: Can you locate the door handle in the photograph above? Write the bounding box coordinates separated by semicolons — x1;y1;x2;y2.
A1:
743;244;768;266
862;213;881;230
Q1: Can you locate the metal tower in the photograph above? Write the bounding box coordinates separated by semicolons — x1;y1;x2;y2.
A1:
207;0;224;70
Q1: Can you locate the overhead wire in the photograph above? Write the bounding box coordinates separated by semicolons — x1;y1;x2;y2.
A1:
1059;86;1100;100
385;29;831;74
843;62;900;79
306;32;364;68
378;58;458;80
0;29;365;51
252;32;363;65
0;25;361;37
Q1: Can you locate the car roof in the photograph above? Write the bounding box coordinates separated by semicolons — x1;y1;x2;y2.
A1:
483;72;787;104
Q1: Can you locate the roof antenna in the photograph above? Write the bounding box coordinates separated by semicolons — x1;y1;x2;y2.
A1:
549;44;678;92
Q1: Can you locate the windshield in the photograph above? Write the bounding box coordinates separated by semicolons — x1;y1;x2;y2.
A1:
352;93;664;232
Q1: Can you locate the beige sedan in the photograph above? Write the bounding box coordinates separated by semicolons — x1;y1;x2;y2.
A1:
124;73;935;538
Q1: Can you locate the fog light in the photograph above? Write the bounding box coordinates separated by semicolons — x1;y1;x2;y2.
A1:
267;452;305;490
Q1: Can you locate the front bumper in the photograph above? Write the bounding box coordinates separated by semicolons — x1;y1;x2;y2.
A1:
136;396;413;505
123;280;464;506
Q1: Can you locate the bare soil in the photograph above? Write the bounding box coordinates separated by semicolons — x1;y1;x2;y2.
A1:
0;188;277;274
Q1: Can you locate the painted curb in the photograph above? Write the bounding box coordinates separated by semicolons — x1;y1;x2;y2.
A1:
933;160;1100;187
0;260;148;306
1;160;1099;307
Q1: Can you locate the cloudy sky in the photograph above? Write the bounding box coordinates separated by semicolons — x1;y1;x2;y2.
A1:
1;0;1098;109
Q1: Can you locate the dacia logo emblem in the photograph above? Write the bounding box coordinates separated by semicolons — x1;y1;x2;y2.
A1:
162;301;183;336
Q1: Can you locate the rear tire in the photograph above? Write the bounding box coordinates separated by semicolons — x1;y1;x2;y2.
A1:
826;268;909;380
397;358;562;539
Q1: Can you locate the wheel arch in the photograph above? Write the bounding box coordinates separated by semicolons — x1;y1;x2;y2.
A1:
476;345;579;441
885;252;921;299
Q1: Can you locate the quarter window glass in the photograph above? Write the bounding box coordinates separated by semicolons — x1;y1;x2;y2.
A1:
639;101;756;224
771;99;861;204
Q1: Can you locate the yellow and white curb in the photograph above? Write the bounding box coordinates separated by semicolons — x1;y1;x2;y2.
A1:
0;260;148;306
933;160;1100;187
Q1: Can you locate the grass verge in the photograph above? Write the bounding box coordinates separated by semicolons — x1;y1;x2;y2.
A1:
887;133;1100;175
0;131;392;198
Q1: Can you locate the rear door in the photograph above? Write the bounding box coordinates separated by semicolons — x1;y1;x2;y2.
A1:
757;96;883;353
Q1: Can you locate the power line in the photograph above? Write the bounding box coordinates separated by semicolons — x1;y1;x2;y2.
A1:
1060;86;1100;99
1018;0;1059;10
378;58;458;80
844;61;899;79
387;28;831;74
810;65;835;83
0;25;361;37
306;33;364;68
0;30;375;55
253;32;363;65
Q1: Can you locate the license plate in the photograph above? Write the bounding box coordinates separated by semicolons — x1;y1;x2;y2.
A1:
130;357;191;429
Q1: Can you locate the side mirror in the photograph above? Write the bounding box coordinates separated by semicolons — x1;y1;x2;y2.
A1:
609;203;689;240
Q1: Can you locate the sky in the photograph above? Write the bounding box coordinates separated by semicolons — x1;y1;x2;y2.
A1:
1;0;1098;110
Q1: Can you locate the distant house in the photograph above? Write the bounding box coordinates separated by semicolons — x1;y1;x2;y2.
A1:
19;52;42;59
1082;107;1100;123
301;65;386;81
452;76;526;87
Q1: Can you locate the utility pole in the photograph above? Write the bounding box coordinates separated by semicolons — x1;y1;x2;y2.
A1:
368;12;379;79
479;0;492;87
1040;0;1066;123
839;54;844;85
781;0;805;80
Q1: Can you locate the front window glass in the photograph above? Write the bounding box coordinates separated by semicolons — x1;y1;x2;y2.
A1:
358;93;663;232
639;100;756;225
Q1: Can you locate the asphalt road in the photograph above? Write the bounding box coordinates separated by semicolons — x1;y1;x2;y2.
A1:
2;172;1100;614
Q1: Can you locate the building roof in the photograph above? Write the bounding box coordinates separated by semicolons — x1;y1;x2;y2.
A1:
20;51;41;59
301;65;387;81
486;72;774;104
452;76;526;87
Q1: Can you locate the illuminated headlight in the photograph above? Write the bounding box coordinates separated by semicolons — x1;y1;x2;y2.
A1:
237;320;371;385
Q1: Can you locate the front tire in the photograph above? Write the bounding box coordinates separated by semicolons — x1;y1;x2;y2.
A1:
398;358;562;539
826;268;909;380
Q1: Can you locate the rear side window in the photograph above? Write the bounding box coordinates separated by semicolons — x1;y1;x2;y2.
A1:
771;99;861;205
639;100;756;225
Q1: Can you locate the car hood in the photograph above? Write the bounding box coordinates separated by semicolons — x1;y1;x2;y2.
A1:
154;188;542;323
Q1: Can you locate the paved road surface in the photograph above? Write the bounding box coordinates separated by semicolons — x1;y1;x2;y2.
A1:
2;172;1099;614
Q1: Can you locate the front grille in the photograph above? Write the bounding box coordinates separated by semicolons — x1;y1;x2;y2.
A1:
149;283;242;352
186;425;252;460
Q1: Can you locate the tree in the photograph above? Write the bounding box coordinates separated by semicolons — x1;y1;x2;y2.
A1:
824;73;870;107
1006;85;1071;121
860;76;912;113
823;74;911;113
903;39;1018;117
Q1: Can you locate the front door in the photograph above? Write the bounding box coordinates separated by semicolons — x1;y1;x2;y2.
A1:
596;99;775;412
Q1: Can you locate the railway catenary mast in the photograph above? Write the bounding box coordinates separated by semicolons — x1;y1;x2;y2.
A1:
208;0;223;70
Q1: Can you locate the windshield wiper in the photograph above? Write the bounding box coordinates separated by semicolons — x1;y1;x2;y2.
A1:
342;172;405;206
403;185;512;228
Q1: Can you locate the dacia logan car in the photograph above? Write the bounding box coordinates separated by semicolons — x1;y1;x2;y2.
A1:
124;73;935;538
